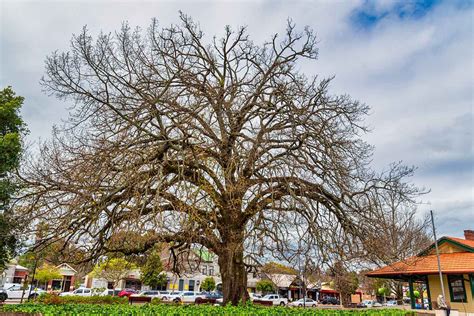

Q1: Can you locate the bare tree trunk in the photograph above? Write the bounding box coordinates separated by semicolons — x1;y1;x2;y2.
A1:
218;234;249;305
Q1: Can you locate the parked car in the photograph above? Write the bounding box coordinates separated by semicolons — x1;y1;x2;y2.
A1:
98;289;122;296
249;293;262;301
164;291;183;302
385;300;398;306
130;290;162;299
259;294;288;306
320;296;340;305
177;291;206;303
359;300;382;308
154;291;171;300
203;292;222;300
194;291;222;304
59;288;93;297
0;284;45;301
118;288;139;297
289;298;318;307
359;300;372;308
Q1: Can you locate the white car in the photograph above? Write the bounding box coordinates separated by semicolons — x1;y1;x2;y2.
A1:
130;290;163;299
0;284;45;301
259;294;288;306
165;291;183;302
361;300;382;308
155;291;172;300
179;291;206;303
249;293;262;301
289;298;318;307
361;300;373;307
98;289;122;296
385;300;398;306
59;287;93;297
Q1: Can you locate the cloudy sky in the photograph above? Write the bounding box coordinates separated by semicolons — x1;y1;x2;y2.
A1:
1;0;472;238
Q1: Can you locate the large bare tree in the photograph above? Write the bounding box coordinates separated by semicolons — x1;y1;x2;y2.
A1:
360;188;431;299
16;14;422;304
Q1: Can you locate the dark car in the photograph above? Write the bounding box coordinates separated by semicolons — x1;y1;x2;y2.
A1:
195;292;223;304
204;292;223;299
118;288;139;297
321;297;340;305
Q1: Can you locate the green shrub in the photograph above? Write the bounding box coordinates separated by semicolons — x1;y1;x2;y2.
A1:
3;302;419;316
37;293;128;305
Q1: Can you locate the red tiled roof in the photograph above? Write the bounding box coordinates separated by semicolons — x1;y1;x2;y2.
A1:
366;252;474;277
447;236;474;249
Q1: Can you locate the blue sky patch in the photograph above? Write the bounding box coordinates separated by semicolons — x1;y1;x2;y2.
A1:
350;0;442;29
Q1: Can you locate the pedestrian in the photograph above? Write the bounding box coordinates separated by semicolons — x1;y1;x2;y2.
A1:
437;294;450;316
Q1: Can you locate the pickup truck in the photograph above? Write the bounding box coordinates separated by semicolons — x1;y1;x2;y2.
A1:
259;294;288;306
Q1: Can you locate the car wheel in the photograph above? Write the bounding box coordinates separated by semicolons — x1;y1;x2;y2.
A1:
298;304;302;307
0;293;7;302
29;293;38;299
280;301;285;306
173;298;180;303
162;296;168;301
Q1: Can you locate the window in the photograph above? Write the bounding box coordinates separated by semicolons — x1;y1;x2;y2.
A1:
12;277;23;284
178;279;184;291
189;280;195;291
448;274;467;302
209;267;214;276
201;266;207;275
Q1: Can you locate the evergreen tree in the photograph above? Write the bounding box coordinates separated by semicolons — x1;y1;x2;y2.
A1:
200;277;216;292
140;250;167;289
0;87;26;270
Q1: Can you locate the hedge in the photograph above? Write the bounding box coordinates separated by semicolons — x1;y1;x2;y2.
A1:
2;303;417;316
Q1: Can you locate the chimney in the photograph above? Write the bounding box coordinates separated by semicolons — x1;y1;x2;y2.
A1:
464;230;474;241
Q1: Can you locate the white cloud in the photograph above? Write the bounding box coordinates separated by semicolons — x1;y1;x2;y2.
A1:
1;0;472;237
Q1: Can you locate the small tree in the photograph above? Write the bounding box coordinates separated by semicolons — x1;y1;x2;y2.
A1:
91;258;135;290
261;262;298;275
140;250;167;289
256;279;275;295
331;262;359;306
201;277;216;292
35;263;62;289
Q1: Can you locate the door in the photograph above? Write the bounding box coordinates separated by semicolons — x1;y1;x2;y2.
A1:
8;285;25;299
81;289;91;296
178;279;184;291
62;276;72;292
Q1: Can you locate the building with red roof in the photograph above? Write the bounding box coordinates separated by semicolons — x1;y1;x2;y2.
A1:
367;230;474;314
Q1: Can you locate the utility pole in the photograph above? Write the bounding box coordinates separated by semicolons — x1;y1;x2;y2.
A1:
430;210;445;299
27;256;38;301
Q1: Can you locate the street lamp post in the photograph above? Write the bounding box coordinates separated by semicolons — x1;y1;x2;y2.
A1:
430;210;446;299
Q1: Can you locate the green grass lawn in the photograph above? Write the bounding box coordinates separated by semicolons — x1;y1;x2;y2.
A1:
2;303;417;316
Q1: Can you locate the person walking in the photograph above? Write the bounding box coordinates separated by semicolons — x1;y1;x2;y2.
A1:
437;294;450;316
